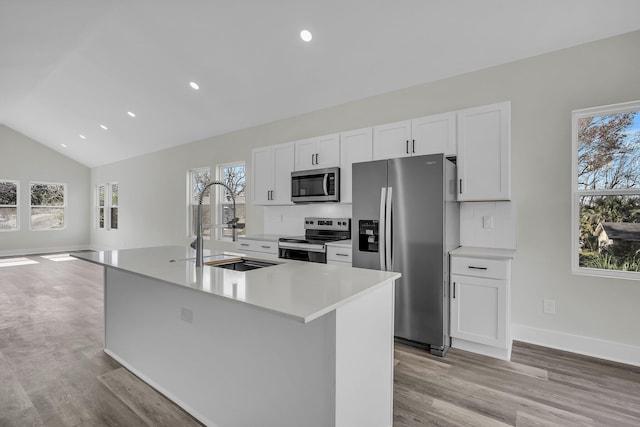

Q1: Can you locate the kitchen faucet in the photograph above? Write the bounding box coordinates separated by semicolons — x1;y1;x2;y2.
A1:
193;180;239;267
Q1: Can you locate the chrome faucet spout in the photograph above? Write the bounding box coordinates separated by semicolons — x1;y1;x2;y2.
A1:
195;180;238;267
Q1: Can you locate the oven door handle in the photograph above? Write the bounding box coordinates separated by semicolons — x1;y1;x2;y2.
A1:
278;242;326;253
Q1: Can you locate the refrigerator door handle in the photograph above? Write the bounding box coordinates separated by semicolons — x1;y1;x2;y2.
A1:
385;186;393;270
379;187;387;271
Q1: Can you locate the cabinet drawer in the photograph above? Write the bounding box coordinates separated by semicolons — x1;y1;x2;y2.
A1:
450;256;507;280
327;246;352;263
236;240;278;255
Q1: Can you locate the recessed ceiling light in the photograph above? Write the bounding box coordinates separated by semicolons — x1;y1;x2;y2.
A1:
300;30;312;42
79;134;86;140
190;81;200;90
127;111;136;118
100;124;108;130
61;144;67;148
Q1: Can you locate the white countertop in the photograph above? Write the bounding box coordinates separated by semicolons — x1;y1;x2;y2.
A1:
73;246;400;323
450;246;516;260
325;239;352;249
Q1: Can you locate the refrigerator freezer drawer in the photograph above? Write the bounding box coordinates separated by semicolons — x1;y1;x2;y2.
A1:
451;256;507;280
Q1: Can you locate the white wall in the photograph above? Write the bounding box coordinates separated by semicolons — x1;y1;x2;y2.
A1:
90;30;640;360
0;125;90;255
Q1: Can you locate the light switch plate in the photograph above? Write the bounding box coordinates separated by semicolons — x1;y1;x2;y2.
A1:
543;299;556;314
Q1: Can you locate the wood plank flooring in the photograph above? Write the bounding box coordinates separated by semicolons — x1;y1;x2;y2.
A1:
1;253;640;426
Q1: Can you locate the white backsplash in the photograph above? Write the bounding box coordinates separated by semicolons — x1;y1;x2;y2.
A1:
264;204;353;236
459;201;516;249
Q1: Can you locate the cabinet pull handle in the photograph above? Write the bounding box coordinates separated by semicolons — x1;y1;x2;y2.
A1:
267;190;271;200
468;266;488;270
453;282;456;299
240;243;249;247
261;245;271;249
311;154;315;165
315;153;319;164
406;140;409;154
412;139;415;153
459;179;462;194
336;253;349;257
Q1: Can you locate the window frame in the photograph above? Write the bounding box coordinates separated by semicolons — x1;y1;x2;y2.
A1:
188;167;211;239
30;181;66;231
96;183;119;230
215;161;246;241
0;179;19;232
572;100;640;280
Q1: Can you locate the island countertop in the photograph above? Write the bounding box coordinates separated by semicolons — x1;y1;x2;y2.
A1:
73;245;400;323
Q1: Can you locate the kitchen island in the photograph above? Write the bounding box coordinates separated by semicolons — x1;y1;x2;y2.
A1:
74;246;400;427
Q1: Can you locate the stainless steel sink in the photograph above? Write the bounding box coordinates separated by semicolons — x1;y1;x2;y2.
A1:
212;259;278;271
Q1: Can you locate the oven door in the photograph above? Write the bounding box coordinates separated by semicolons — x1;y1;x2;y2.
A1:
278;243;327;263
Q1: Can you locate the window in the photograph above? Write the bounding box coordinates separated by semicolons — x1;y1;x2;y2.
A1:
97;183;119;230
573;100;640;278
0;180;19;231
188;168;211;238
216;162;246;240
30;182;65;230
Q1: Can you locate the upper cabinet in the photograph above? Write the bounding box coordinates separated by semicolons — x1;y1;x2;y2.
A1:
372;112;457;160
294;133;340;171
340;127;373;204
457;102;511;201
252;142;294;205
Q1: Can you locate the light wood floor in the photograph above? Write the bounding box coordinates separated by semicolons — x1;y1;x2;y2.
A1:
1;253;639;426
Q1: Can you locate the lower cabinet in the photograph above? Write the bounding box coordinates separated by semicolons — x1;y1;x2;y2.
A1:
449;250;513;360
236;239;279;261
326;244;352;266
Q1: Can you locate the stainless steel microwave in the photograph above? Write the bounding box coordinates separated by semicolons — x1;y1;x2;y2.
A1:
291;167;340;203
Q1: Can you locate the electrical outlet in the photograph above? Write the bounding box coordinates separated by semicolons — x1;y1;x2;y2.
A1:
482;215;494;229
543;299;556;314
181;307;194;324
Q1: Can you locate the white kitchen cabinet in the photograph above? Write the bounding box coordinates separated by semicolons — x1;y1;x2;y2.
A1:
457;101;511;201
339;127;373;204
294;133;340;171
372;112;457;161
326;243;352;266
236;238;279;260
252;142;294;205
449;247;514;361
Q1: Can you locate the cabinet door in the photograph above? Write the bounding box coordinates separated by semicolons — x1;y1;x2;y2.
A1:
457;101;511;201
252;147;273;205
412;112;456;156
314;133;340;169
294;138;316;171
340;127;373;203
271;142;294;204
450;274;507;348
373;120;411;160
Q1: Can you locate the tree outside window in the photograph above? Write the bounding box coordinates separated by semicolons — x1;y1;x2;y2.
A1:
0;180;19;231
111;183;119;229
574;101;640;276
98;185;105;229
189;168;211;237
217;163;246;240
31;183;65;230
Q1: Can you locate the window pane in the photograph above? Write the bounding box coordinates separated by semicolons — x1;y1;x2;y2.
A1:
111;184;118;207
579;195;640;272
220;164;246;239
191;205;211;237
192;170;210;204
99;208;104;228
31;184;65;206
99;185;105;207
110;207;118;229
0;207;17;230
0;182;17;205
577;111;640;190
31;207;64;229
222;204;246;238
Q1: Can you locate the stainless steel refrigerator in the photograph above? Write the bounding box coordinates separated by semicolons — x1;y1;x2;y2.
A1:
352;154;459;356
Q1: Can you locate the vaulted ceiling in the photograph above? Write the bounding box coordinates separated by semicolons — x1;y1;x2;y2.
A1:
2;0;640;167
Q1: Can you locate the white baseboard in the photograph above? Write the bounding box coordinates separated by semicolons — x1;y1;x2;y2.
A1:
512;324;640;367
0;245;91;258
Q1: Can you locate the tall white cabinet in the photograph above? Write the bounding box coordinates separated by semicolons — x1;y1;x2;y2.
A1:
252;142;294;205
457;101;511;201
340;127;373;204
449;247;515;360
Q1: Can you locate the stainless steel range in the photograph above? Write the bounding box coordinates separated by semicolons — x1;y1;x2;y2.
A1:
278;217;351;263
